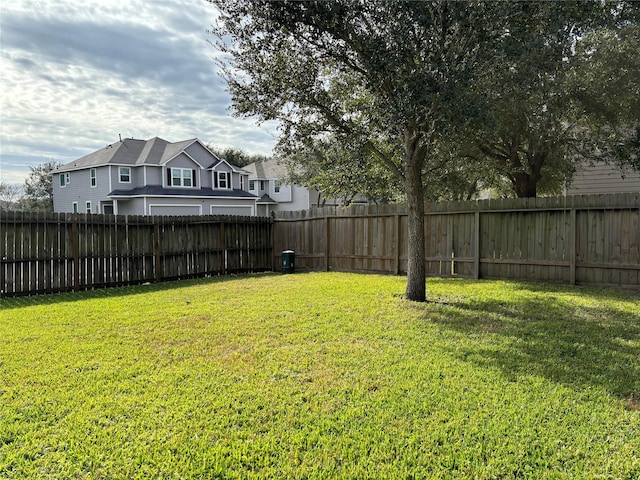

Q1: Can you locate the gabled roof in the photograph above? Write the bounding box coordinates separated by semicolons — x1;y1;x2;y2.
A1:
243;157;287;179
57;137;209;172
256;193;277;204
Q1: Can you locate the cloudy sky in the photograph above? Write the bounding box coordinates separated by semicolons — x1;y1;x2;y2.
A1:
0;0;278;184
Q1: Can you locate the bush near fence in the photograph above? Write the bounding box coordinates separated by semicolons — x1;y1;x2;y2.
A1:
273;193;640;289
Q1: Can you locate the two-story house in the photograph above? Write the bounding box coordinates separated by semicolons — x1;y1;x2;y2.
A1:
243;157;346;216
53;137;257;216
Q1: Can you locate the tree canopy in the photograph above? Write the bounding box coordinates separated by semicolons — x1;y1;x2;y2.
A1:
464;2;640;197
211;0;511;301
23;160;60;212
210;0;639;299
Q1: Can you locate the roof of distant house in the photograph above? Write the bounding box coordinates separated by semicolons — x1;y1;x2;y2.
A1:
56;137;224;172
243;157;288;179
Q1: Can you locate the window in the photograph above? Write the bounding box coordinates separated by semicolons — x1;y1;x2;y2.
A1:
72;202;78;213
249;180;256;191
119;167;131;183
216;171;231;189
260;180;266;191
274;180;281;193
240;176;246;191
85;201;92;214
59;173;69;187
90;168;97;187
171;168;193;187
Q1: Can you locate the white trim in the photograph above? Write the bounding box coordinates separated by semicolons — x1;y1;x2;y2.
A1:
170;167;195;188
72;201;79;213
108;193;257;200
148;204;203;215
90;168;97;188
119;166;131;183
85;201;92;214
215;171;232;190
211;158;245;173
108;165;112;192
143;165;147;185
159;140;207;167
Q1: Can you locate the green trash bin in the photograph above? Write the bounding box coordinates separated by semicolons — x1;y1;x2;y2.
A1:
281;250;295;274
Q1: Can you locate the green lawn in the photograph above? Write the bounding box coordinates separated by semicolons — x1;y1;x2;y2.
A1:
1;273;639;479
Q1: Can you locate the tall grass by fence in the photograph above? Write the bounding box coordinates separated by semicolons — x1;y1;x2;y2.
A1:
0;212;273;296
273;193;640;289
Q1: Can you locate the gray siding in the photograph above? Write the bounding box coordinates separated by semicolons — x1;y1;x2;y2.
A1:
144;166;163;186
53;137;258;216
567;162;640;195
53;167;112;213
167;152;198;169
110;165;139;189
185;142;216;167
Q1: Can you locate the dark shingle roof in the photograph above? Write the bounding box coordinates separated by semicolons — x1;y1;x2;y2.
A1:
256;194;277;204
57;137;201;172
108;186;258;198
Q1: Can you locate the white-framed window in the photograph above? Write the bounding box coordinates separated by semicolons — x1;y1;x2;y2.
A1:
72;202;78;213
60;173;70;187
274;180;281;193
90;168;97;187
216;171;231;189
249;180;256;191
85;201;92;214
260;180;266;190
240;176;246;191
119;167;131;183
171;168;194;187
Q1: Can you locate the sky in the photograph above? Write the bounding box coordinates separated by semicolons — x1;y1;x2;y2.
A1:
0;0;279;185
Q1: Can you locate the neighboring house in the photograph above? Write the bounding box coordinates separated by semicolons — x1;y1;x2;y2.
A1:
566;161;640;195
243;157;342;216
52;137;257;216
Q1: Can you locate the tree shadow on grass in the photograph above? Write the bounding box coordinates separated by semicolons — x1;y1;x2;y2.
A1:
426;283;640;407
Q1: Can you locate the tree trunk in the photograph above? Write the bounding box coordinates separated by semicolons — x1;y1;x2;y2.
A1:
512;172;538;198
404;157;426;302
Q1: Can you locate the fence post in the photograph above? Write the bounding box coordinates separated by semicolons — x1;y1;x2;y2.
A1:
71;216;80;291
325;215;331;272
395;213;401;275
154;220;162;282
569;208;577;285
474;209;480;279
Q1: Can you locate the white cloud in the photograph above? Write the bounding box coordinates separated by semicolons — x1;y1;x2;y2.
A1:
0;0;278;184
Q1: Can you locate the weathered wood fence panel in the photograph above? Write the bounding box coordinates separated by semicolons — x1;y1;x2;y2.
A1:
0;212;273;297
2;194;638;296
273;193;640;289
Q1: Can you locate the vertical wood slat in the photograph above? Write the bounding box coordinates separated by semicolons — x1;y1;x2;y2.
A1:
272;193;640;289
2;194;639;297
0;212;273;297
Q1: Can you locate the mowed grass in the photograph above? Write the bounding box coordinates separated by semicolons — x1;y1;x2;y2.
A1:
1;273;639;479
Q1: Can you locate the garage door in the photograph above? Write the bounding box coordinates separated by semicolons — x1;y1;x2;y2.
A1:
149;205;201;216
210;205;254;216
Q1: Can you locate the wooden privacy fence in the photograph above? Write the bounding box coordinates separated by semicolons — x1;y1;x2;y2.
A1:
0;212;273;296
273;193;640;289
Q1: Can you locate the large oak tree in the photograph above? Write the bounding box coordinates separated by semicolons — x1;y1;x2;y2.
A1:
210;0;507;301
